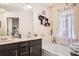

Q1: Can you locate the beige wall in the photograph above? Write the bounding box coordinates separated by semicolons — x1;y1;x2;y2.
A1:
74;4;79;41
51;4;63;36
32;4;52;36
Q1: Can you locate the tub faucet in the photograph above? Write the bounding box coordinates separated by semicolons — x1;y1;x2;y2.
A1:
52;36;57;43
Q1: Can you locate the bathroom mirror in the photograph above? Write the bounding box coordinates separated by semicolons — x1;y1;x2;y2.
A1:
0;3;34;37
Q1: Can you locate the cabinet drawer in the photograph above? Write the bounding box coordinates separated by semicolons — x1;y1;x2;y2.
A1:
18;47;29;56
30;45;41;56
29;39;42;45
20;51;29;56
0;50;17;56
18;47;29;53
0;43;17;52
18;41;29;47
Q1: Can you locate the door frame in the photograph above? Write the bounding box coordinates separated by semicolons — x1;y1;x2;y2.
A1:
7;17;19;36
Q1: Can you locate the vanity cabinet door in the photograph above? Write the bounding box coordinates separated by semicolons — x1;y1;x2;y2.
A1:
17;47;29;56
0;50;17;56
17;41;29;56
0;43;18;56
29;39;42;56
30;44;42;56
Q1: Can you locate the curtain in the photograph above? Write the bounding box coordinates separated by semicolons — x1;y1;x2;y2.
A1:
58;8;76;45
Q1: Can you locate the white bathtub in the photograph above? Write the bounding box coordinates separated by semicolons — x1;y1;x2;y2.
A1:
42;43;71;56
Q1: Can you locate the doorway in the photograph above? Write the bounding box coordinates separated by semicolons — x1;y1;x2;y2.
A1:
7;17;19;36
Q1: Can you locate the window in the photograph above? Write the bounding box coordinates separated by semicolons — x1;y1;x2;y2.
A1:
58;8;75;39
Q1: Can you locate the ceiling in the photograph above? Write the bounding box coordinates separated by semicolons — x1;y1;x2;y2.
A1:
31;3;55;7
0;3;25;11
0;3;55;12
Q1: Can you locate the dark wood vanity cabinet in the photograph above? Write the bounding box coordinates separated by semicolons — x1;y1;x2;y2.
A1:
17;41;29;56
29;39;42;56
0;50;17;56
0;43;17;56
0;39;42;56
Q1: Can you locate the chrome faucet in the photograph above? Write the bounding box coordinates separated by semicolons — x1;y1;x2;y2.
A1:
52;36;57;43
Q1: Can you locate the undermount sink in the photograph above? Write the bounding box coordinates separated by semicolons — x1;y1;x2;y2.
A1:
0;38;8;40
0;37;13;42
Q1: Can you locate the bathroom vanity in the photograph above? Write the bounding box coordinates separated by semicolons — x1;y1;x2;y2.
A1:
0;38;42;56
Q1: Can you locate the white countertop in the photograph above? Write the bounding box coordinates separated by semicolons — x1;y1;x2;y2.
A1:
0;37;41;45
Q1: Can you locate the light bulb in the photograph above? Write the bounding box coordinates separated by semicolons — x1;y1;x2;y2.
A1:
27;4;32;9
24;4;32;10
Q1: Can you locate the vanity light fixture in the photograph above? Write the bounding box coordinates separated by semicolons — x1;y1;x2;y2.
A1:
27;4;32;9
24;3;32;10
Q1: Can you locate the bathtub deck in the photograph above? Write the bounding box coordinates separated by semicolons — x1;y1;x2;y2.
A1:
42;44;71;56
